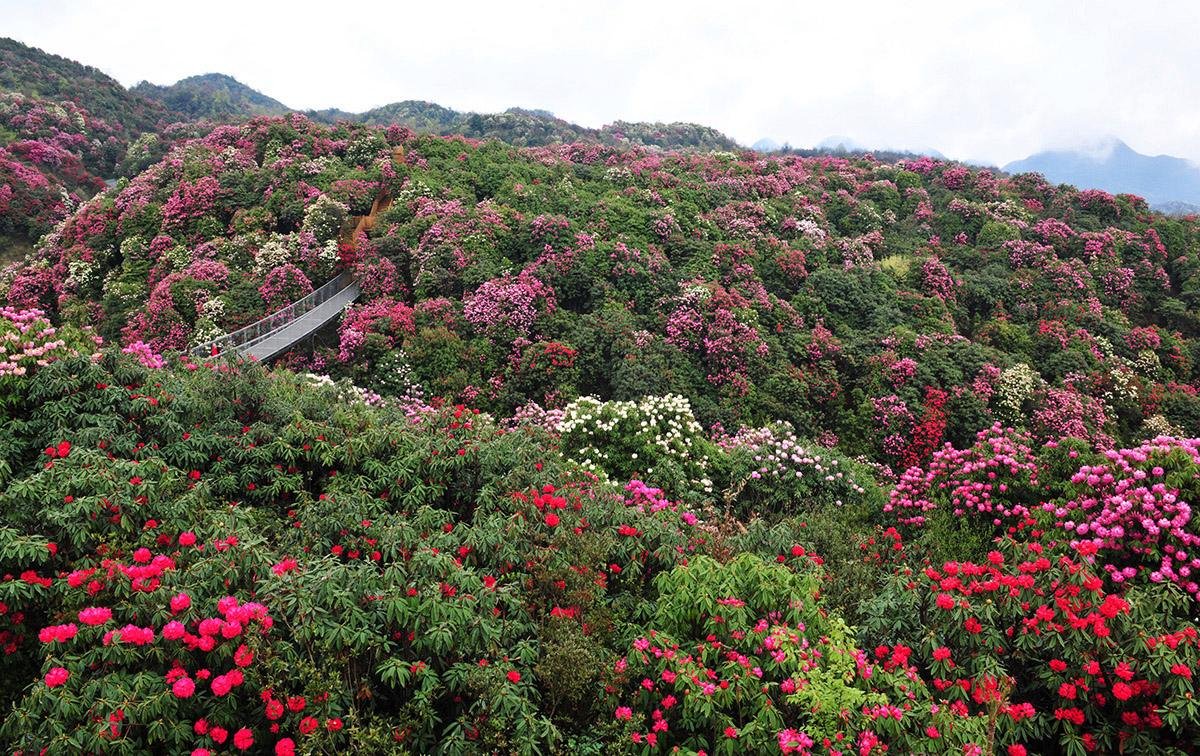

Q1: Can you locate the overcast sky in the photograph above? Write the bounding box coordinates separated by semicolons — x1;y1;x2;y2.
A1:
4;0;1199;166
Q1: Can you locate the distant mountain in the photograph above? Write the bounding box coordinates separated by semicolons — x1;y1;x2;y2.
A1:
814;135;946;160
752;138;782;153
0;37;166;135
817;135;867;152
1003;138;1200;210
1156;200;1200;217
133;73;291;120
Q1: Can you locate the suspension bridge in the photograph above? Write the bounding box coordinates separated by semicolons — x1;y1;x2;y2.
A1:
190;271;360;361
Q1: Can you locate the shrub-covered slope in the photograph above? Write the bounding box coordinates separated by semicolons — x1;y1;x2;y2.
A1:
5;115;1199;470
334;101;739;150
0;39;737;256
0;38;167;137
0;39;173;250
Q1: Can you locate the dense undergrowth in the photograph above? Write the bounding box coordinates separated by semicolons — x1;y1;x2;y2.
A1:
2;329;1200;753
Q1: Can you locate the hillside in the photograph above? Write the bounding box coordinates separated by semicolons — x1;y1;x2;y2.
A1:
0;39;175;249
5;233;1200;753
0;37;165;136
6;115;1199;469
1004;138;1200;211
133;73;292;120
0;38;738;258
0;93;117;247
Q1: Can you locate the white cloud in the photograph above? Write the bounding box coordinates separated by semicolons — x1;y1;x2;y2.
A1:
3;0;1199;165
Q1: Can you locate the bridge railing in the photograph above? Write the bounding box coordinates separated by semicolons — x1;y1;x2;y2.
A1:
190;271;357;358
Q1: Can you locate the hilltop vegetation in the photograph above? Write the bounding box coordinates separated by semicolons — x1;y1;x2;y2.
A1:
132;73;291;121
5;115;1198;468
0;37;738;252
0;39;170;250
327;101;738;151
0;38;166;137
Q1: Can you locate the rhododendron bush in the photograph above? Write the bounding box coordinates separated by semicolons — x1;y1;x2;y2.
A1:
860;535;1200;753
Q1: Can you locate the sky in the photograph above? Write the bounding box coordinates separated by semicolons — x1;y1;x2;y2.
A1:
4;0;1200;166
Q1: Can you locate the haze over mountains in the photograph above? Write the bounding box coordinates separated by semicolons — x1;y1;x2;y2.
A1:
751;129;1200;214
1003;138;1200;214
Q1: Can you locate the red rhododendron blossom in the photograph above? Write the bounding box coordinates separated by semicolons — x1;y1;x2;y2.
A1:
78;607;112;625
38;623;78;643
118;625;155;645
507;670;521;684
172;677;196;698
211;674;233;696
233;728;253;750
44;667;69;687
272;558;299;575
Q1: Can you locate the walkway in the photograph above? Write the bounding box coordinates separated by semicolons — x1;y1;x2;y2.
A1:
191;272;360;361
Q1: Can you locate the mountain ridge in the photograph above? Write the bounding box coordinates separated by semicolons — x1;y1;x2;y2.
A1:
132;72;291;120
1003;138;1200;210
133;73;740;150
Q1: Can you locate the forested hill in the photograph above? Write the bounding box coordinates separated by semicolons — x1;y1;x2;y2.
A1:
0;37;737;250
5;115;1199;471
132;73;291;121
0;37;166;136
326;100;739;150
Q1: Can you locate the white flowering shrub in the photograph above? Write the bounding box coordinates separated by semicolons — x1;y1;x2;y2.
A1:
65;258;98;293
395;179;435;206
101;266;148;310
189;298;228;349
1142;413;1183;440
995;363;1041;424
715;423;881;518
302;195;350;244
558;394;714;500
164;242;192;272
252;236;293;277
303;373;384;407
368;350;427;405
